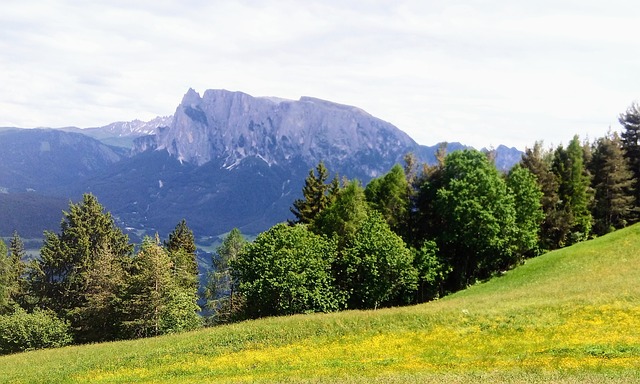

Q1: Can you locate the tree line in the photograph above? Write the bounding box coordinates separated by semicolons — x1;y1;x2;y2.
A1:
204;102;640;322
0;195;201;353
2;102;640;354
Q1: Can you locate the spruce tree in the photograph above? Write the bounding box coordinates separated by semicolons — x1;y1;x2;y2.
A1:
619;102;640;210
290;162;337;224
28;194;133;342
165;219;198;292
520;141;565;250
126;236;201;338
552;136;593;245
589;131;636;235
205;228;246;324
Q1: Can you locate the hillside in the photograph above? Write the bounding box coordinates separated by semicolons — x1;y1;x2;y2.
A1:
2;224;639;383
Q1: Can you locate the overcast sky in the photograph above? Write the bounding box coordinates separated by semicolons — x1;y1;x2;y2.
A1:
2;1;639;149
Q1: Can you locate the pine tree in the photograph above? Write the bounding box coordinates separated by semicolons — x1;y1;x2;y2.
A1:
27;194;133;342
552;136;593;245
589;131;636;235
290;162;337;224
619;102;640;211
165;219;198;292
520;141;565;250
205;228;246;324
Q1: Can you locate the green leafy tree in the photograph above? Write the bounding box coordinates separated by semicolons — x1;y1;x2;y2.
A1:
552;136;593;245
311;180;369;244
619;102;640;209
589;131;636;235
506;164;545;258
27;194;133;342
165;219;198;292
205;228;246;324
432;150;517;290
413;241;450;303
0;233;26;313
365;164;410;238
340;212;417;309
232;224;340;318
290;162;339;224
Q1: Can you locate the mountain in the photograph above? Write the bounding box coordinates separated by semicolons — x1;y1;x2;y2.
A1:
138;89;420;181
62;116;172;148
0;128;124;194
0;89;524;240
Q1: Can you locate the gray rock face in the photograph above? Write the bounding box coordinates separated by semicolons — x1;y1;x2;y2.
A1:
148;89;418;178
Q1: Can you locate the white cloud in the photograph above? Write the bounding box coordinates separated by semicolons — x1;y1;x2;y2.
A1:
1;0;639;148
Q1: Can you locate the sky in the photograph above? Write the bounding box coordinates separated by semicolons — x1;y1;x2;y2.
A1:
2;1;640;150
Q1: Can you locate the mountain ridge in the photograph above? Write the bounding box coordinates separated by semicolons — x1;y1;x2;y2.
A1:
0;88;523;239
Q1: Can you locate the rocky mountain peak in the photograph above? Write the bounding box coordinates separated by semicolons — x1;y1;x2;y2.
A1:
148;89;418;178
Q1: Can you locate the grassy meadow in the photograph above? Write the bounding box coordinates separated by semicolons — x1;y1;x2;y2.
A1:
2;225;640;383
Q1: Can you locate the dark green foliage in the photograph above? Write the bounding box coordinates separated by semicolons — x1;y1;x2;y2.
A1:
311;180;369;244
340;212;417;309
205;228;246;324
589;131;636;235
520;142;565;250
290;162;338;224
165;219;198;292
125;237;201;338
0;308;72;355
430;150;517;289
506;164;545;258
232;224;341;318
620;102;640;207
413;241;449;302
27;194;133;343
365;164;410;237
552;136;593;245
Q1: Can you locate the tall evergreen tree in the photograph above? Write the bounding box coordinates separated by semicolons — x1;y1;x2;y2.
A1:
589;131;636;235
290;162;338;224
27;194;133;342
0;232;25;313
126;236;200;338
165;219;198;292
619;102;640;210
520;141;564;250
205;228;246;324
552;136;593;245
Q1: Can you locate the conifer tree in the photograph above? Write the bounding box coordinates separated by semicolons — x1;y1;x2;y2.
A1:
27;194;133;342
205;228;246;324
619;102;640;209
520;141;565;250
290;162;338;224
165;219;198;292
0;232;25;313
589;131;636;235
126;236;200;338
552;136;593;245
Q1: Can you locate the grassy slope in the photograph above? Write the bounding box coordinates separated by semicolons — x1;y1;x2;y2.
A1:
2;225;640;383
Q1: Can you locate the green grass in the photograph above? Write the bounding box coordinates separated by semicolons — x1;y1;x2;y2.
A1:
2;225;640;383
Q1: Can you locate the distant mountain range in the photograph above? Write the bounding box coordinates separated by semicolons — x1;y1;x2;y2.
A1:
0;89;523;240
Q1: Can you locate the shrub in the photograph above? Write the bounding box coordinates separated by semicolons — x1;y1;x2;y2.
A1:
0;308;72;354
